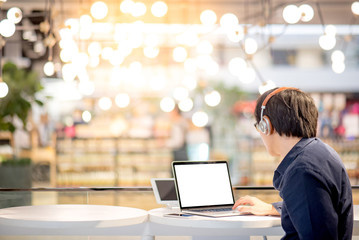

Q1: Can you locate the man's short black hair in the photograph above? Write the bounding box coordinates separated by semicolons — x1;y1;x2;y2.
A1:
254;87;318;138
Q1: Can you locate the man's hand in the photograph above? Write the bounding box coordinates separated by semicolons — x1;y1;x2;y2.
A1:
232;195;280;216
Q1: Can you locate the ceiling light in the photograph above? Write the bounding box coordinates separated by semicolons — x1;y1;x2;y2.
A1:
7;7;23;24
283;5;301;24
151;1;168;17
200;10;217;26
91;1;108;20
299;4;314;22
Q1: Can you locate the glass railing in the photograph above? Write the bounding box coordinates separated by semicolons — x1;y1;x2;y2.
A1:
0;186;358;210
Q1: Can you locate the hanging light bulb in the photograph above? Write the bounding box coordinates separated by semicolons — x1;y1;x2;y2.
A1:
332;62;345;74
82;110;92;123
160;97;175;112
258;80;276;94
351;1;359;15
151;1;168;17
173;87;189;101
173;47;188;62
43;61;55;76
98;97;112;111
244;38;258;55
0;81;9;98
178;98;193;112
220;13;239;31
0;19;16;38
78;81;95;95
227;25;244;43
205;90;221;107
7;7;23;24
325;25;337;36
331;50;345;63
91;1;108;20
299;4;314;22
192;111;209;127
115;93;131;108
121;0;135;13
131;2;147;17
319;34;336;50
239;67;256;84
283;5;301;24
200;10;217;26
228;57;247;76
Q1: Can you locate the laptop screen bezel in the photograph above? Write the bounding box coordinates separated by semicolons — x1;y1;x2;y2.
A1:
172;161;235;210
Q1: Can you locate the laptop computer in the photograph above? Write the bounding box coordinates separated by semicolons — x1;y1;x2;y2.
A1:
172;160;242;217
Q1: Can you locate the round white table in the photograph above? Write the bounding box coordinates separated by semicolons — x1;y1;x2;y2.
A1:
0;204;148;236
147;208;284;240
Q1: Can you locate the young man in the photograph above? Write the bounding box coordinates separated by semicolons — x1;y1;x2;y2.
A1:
233;87;353;240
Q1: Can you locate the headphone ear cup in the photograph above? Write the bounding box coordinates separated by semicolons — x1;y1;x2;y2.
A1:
259;116;273;135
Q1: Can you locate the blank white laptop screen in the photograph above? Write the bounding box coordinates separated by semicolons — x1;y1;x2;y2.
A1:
173;162;234;208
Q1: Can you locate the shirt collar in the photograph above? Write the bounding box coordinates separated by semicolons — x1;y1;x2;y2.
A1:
273;138;316;190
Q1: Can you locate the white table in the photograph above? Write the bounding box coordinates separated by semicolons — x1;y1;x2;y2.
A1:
147;208;284;240
0;204;148;236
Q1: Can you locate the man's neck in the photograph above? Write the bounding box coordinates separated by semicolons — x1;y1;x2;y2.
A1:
277;135;302;160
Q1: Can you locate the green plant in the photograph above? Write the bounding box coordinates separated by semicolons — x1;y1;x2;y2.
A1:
0;62;44;132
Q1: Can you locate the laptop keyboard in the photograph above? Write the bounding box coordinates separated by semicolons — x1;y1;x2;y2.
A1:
190;207;234;213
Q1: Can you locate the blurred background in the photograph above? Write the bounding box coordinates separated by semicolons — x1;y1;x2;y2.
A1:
0;0;358;208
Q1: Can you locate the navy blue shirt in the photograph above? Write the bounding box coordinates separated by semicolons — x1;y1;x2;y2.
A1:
273;138;353;240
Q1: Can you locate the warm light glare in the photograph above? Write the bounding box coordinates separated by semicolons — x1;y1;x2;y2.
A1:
173;47;188;63
82;111;92;123
259;80;276;94
62;63;77;82
101;47;114;60
184;59;197;73
91;1;108;20
43;61;55;76
325;25;337;36
299;4;314;22
228;57;247;76
173;87;189;101
240;67;256;84
121;0;135;14
151;1;168;17
244;38;258;55
0;19;16;37
78;81;95;95
200;10;217;26
352;1;359;15
331;50;345;63
80;15;92;26
192;111;209;127
205;90;221;107
332;62;345;74
88;42;102;57
98;97;112;111
227;25;244;43
196;41;213;55
7;7;22;24
0;82;9;98
178;98;193;112
115;93;131;108
131;2;147;17
144;46;160;58
220;13;239;30
183;76;197;90
319;34;336;50
160;97;176;112
283;5;301;24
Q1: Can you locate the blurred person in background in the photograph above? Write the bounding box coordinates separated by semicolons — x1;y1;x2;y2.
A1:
233;87;353;240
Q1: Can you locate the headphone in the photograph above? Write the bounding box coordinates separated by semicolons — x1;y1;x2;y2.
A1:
257;87;300;135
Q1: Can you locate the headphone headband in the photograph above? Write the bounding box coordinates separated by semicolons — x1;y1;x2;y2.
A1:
261;87;299;108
